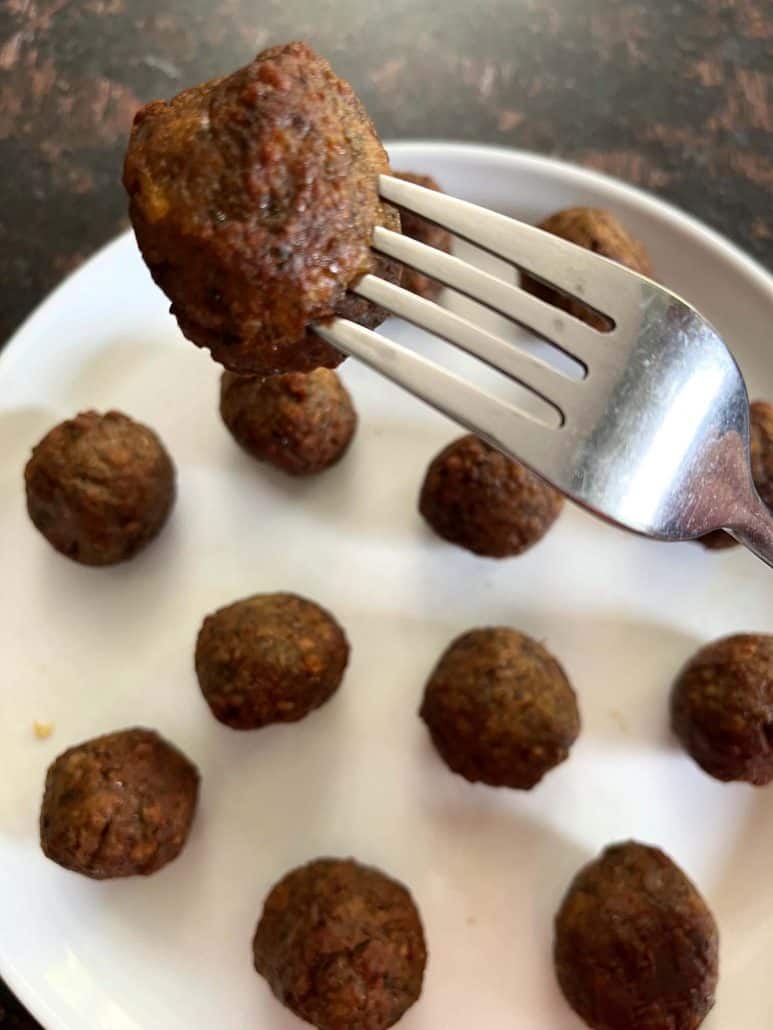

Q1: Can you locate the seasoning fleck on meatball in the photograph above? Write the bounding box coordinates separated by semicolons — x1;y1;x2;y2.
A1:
195;592;349;730
24;410;175;566
419;434;563;558
220;368;357;476
554;841;718;1030
393;171;452;300
124;42;400;376
253;858;427;1030
671;633;773;784
420;627;580;789
700;400;773;549
40;728;199;879
521;207;653;330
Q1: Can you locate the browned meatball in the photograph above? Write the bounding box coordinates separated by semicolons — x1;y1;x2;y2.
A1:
124;42;400;376
420;627;580;789
220;368;357;476
195;592;349;730
521;207;653;330
393;171;452;300
419;434;563;558
554;841;718;1030
671;633;773;784
253;858;427;1030
700;400;773;549
40;728;199;879
24;410;175;566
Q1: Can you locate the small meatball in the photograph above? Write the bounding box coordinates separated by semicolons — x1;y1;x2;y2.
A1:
554;841;718;1030
220;368;357;476
671;633;773;784
24;410;175;566
420;627;580;789
40;728;199;879
700;400;773;549
522;207;653;330
419;434;563;558
393;171;452;300
253;858;427;1030
195;592;349;730
124;42;400;376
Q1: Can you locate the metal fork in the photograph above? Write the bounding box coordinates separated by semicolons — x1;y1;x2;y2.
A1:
313;174;773;568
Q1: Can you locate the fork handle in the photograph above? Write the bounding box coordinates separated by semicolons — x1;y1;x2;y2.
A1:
728;491;773;569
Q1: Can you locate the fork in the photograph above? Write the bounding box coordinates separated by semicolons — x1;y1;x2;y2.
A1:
313;174;773;569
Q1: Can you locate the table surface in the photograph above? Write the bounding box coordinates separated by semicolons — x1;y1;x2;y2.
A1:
0;0;771;1025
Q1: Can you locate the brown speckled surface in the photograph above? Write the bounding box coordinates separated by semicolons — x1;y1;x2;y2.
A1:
0;0;771;1023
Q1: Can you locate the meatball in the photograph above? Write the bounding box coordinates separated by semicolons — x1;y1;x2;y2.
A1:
40;728;199;879
24;410;175;566
393;171;452;300
671;633;773;784
195;592;349;730
419;434;563;558
253;858;427;1030
554;841;718;1030
522;207;653;330
220;368;357;476
124;42;400;376
700;400;773;549
420;627;580;789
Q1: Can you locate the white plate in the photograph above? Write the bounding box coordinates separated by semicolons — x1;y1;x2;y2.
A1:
2;143;773;1030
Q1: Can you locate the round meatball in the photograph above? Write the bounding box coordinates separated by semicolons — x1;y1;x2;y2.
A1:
253;858;427;1030
220;368;357;476
419;434;563;558
420;627;580;789
24;410;175;566
195;592;349;730
393;171;452;300
522;207;653;330
124;42;400;376
671;633;773;784
40;728;199;879
554;841;718;1030
700;400;773;549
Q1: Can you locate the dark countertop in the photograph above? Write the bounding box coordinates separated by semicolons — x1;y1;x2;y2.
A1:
0;0;771;1025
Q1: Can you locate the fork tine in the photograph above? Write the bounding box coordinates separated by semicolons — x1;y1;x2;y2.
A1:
372;226;603;368
312;318;558;471
352;273;572;419
379;173;643;319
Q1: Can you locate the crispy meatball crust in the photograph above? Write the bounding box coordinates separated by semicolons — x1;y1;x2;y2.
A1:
195;592;349;730
393;171;452;300
420;627;580;789
671;633;773;784
220;368;357;476
554;841;718;1030
522;207;653;330
40;728;199;879
419;434;564;558
24;410;175;566
253;858;427;1030
124;42;400;376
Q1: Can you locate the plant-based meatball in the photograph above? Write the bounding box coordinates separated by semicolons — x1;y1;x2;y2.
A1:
420;627;580;789
253;858;427;1030
124;42;400;376
24;410;175;566
700;400;773;549
195;592;349;730
554;841;718;1030
522;207;653;330
393;171;452;300
671;633;773;784
419;434;563;558
220;368;357;476
40;728;199;880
